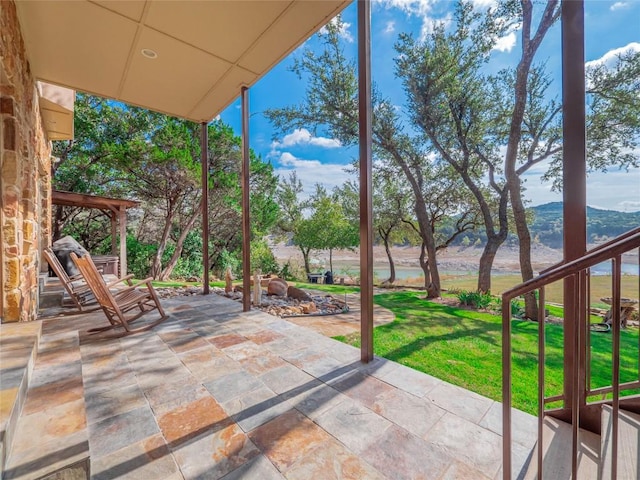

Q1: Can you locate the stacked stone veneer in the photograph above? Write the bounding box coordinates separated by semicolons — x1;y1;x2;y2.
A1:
1;1;52;322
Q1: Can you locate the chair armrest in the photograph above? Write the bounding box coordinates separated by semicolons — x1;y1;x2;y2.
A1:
105;274;135;287
112;277;155;296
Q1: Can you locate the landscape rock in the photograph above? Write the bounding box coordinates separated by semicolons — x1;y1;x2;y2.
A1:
267;278;288;296
301;302;317;314
287;286;312;301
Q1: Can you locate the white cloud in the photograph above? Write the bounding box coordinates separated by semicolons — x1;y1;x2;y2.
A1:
320;17;354;43
269;129;342;158
385;21;396;34
618;200;640;211
374;0;437;41
493;31;517;52
471;0;497;8
274;152;355;199
610;2;630;11
586;42;640;70
587;168;640;212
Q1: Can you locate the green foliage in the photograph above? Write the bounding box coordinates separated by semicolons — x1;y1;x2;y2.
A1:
163;231;203;280
303;195;359;253
250;238;279;275
456;290;494;309
218;248;241;277
277;261;296;281
53;95;279;281
530;202;640;248
124;235;156;278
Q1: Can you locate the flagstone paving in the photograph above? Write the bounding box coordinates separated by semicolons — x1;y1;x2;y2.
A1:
2;293;537;479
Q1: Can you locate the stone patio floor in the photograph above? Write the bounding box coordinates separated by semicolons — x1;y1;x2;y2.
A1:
2;293;537;479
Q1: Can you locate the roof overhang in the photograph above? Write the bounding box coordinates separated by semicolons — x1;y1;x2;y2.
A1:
16;0;350;123
38;82;75;140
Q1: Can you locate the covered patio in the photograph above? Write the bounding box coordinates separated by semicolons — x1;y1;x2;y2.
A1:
1;293;536;479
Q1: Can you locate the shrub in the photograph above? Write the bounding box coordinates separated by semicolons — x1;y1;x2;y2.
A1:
250;238;279;275
457;290;494;309
125;235;156;278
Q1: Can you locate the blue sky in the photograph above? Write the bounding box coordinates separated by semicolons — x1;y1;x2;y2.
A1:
220;0;640;212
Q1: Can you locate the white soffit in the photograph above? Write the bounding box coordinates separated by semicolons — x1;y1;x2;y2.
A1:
37;82;75;140
16;0;350;123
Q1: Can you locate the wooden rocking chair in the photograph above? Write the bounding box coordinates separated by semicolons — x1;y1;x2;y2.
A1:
70;252;167;334
43;247;134;312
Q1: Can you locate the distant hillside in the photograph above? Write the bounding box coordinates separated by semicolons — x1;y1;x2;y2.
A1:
530;202;640;248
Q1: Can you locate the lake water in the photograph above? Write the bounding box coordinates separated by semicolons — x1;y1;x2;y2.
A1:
332;262;638;280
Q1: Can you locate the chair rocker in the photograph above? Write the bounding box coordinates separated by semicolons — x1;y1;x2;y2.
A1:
71;252;167;334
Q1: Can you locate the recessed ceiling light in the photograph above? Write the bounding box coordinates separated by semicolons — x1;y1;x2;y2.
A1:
141;48;158;59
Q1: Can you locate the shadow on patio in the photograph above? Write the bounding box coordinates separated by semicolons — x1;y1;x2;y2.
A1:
2;293;537;479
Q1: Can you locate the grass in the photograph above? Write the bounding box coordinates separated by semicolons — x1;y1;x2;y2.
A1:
335;291;639;416
291;282;360;294
441;274;638;307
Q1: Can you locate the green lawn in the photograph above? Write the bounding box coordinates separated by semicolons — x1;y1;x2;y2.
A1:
335;291;639;416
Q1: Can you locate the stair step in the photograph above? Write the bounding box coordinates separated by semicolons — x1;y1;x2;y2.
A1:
524;416;600;479
2;327;89;480
0;322;41;477
601;405;640;480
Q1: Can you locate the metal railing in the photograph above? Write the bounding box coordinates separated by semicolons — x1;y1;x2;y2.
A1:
502;227;640;479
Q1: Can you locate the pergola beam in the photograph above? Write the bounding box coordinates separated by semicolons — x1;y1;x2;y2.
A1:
51;190;137;277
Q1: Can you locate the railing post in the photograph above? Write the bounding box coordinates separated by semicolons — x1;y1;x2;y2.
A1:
502;296;512;480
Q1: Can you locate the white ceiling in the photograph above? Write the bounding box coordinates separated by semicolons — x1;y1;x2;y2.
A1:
16;0;349;122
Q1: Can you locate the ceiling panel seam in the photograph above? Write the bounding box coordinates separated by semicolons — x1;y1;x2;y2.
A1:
116;1;152;98
241;3;350;80
87;0;145;22
233;0;296;71
187;65;257;121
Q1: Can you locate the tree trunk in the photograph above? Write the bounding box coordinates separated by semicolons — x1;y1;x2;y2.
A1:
52;205;66;242
381;230;396;284
510;180;537;318
478;239;500;293
329;248;333;274
502;1;559;317
455;170;509;294
150;207;176;279
419;242;433;293
416;204;440;298
388;150;441;297
301;247;311;275
158;208;201;281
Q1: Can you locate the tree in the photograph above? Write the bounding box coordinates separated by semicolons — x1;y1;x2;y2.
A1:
52;94;147;247
334;173;416;285
124;116;203;281
395;0;561;316
266;18;477;297
205;121;279;277
395;2;511;293
53;95;279;281
273;172;312;272
293;186;359;274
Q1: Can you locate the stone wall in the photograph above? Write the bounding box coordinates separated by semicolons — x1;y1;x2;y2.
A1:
1;0;52;322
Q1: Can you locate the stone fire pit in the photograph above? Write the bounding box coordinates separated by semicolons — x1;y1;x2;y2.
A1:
214;287;349;318
155;279;350;318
